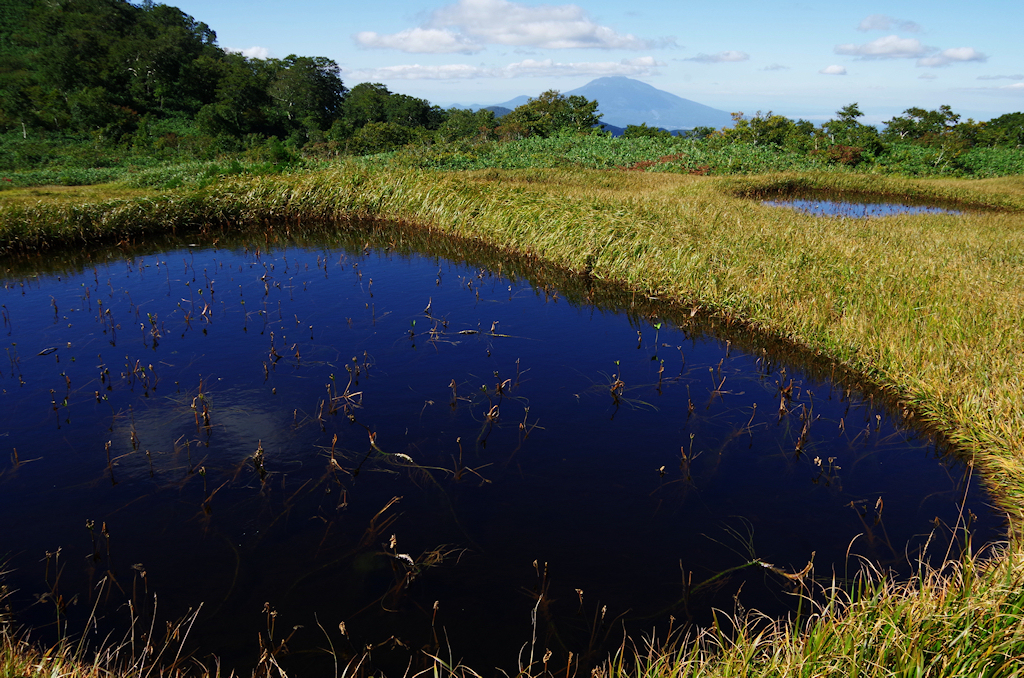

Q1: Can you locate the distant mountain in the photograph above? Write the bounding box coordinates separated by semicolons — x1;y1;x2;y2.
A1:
493;94;532;110
451;77;733;131
566;77;733;131
482;105;512;117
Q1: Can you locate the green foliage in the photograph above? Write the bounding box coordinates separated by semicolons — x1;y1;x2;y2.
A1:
883;105;960;144
500;90;602;138
338;83;441;134
978;112;1024;148
1;0;223;132
1;0;346;149
622;123;673;140
821;103;883;157
347;121;416;155
436;108;499;144
385;133;834;175
679;126;717;140
267;55;345;132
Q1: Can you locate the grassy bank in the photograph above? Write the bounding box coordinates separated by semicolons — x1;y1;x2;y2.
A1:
2;165;1024;675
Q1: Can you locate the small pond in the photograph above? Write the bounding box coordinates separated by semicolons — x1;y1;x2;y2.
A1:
0;224;997;674
762;193;963;218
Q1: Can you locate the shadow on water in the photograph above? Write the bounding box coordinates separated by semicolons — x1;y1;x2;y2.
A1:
0;218;1002;676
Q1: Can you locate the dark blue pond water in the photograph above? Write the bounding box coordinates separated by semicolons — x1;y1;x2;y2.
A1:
0;230;996;674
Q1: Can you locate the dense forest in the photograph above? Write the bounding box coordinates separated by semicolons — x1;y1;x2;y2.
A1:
1;0;1022;181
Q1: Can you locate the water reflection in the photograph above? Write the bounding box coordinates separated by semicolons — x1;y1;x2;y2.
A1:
0;226;997;674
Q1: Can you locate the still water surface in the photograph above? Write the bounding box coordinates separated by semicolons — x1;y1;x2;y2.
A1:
0;227;996;673
762;197;962;218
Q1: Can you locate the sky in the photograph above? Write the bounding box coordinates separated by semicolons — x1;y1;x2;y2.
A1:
168;0;1023;125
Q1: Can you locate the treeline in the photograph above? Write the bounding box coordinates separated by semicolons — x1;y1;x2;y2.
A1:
2;0;345;148
0;0;600;160
624;104;1024;165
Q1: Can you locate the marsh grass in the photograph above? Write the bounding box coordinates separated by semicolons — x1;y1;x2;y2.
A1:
2;165;1024;676
602;543;1024;678
0;570;230;678
0;183;157;208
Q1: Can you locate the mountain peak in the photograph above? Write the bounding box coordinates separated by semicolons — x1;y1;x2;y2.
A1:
487;77;733;131
566;77;733;130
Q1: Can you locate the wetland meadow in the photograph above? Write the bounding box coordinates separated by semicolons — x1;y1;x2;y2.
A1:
2;166;1024;677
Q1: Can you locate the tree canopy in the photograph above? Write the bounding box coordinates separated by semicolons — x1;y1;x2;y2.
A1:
501;90;602;138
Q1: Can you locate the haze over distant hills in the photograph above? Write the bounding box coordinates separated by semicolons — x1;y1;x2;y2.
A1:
454;77;734;131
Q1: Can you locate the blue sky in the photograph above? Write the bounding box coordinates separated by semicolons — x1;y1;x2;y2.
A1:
169;0;1022;124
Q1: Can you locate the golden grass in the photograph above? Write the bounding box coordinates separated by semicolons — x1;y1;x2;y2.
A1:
0;183;157;207
602;542;1024;677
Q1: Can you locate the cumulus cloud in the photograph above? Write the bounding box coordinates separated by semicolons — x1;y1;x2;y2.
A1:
684;51;749;63
354;0;663;53
916;47;987;67
355;28;482;54
835;35;932;59
819;65;847;75
857;14;921;33
762;63;789;71
226;46;270;59
349;56;664;80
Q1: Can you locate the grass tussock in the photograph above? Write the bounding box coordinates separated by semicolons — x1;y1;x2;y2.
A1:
2;164;1024;676
601;543;1024;678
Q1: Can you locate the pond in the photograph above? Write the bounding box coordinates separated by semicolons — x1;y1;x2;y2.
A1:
0;223;998;675
761;193;963;218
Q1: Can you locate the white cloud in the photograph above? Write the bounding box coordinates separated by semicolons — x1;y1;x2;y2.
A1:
834;36;986;69
355;0;662;53
819;65;847;75
978;74;1024;80
349;63;493;80
355;28;482;54
685;51;749;64
1001;83;1024;91
857;14;921;33
226;46;270;59
349;56;665;81
916;47;987;68
763;63;789;71
505;56;664;76
835;35;932;59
